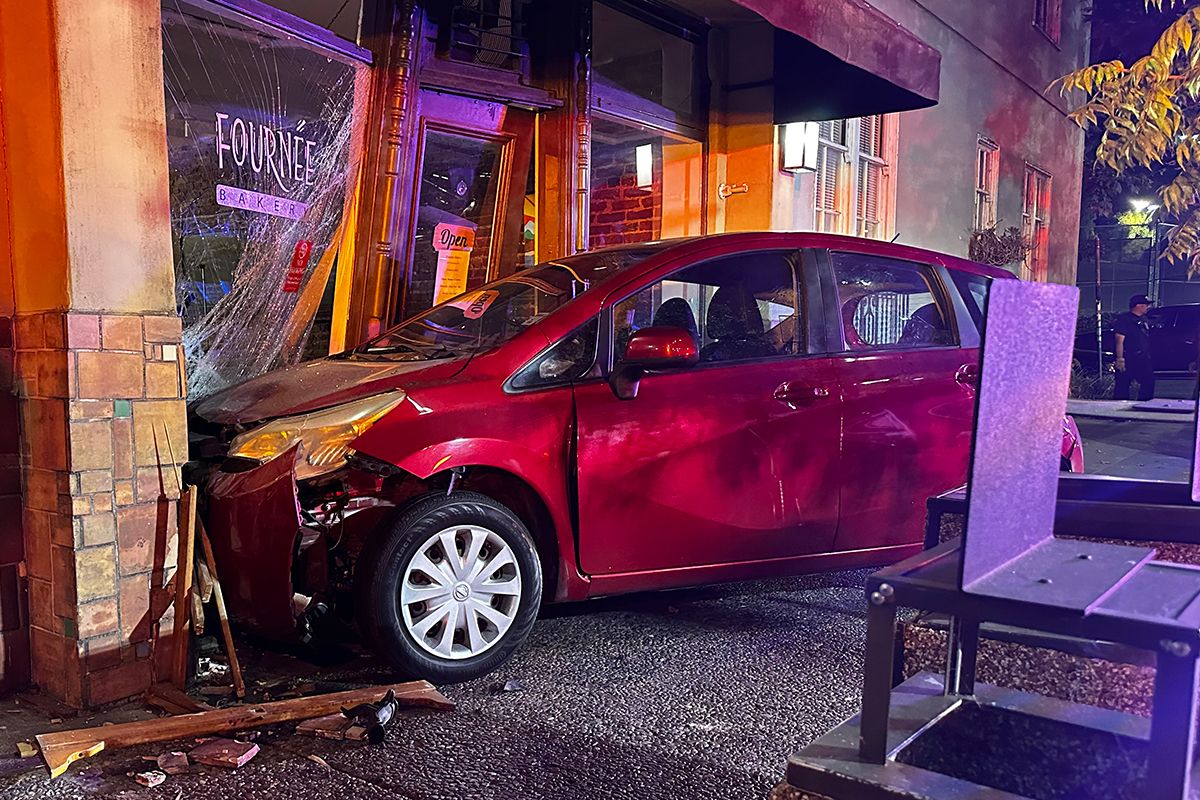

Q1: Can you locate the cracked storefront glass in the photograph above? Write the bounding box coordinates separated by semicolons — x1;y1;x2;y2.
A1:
162;0;366;399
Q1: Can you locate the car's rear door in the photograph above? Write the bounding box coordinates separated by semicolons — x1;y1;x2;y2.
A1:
822;249;978;552
572;248;841;577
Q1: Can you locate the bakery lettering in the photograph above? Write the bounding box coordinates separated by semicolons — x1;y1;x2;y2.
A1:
215;112;318;192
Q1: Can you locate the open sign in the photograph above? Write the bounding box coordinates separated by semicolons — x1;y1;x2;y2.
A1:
450;290;500;320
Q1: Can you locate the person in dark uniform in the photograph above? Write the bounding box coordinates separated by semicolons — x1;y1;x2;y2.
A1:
1113;293;1156;401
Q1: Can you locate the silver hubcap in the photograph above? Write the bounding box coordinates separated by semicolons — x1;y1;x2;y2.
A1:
400;525;522;660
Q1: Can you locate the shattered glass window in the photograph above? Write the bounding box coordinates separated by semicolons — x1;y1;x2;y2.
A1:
161;0;367;400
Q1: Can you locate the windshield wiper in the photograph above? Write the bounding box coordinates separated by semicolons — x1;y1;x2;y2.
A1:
357;340;459;359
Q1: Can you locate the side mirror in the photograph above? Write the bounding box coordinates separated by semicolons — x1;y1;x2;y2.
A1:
609;326;699;401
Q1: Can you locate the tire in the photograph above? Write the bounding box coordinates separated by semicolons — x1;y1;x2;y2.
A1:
356;491;542;684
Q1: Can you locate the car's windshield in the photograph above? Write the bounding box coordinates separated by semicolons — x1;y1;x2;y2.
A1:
354;246;664;359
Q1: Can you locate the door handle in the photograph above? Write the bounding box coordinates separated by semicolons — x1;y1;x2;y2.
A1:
774;382;830;409
955;364;979;386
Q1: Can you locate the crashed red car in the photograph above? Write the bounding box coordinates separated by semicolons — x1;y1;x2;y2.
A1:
189;233;1084;683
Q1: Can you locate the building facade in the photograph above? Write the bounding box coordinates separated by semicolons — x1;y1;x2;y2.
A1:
0;0;1088;704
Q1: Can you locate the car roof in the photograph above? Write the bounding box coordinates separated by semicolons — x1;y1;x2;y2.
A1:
571;232;1014;281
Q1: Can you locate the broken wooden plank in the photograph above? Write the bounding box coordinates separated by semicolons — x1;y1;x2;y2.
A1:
145;683;215;716
190;584;205;637
189;738;258;768
171;487;198;687
37;680;452;778
197;518;246;699
294;713;353;740
195;560;214;604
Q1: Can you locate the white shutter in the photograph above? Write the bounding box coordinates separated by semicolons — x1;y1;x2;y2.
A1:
815;143;842;232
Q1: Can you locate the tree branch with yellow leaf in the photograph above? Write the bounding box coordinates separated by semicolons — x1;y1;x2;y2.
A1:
1056;0;1200;273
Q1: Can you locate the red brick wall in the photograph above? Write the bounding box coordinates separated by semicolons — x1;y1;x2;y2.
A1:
0;315;29;692
589;139;662;249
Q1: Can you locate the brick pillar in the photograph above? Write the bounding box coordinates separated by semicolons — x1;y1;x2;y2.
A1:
0;1;186;706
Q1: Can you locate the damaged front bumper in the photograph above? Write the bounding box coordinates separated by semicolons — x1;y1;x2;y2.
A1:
197;445;406;640
204;450;304;636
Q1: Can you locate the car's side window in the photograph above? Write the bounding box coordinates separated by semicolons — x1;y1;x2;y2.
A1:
612;251;801;366
831;252;956;351
950;270;991;331
509;317;599;390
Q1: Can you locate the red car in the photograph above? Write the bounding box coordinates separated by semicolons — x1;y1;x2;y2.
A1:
191;233;1084;683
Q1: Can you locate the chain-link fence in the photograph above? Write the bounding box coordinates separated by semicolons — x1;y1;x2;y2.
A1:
1079;223;1200;314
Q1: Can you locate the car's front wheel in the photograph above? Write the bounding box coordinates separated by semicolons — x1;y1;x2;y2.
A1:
356;491;542;684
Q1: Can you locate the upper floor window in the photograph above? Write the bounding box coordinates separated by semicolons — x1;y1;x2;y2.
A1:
1022;165;1052;282
974;138;999;230
1034;0;1062;45
591;1;704;130
435;0;532;71
813;116;895;240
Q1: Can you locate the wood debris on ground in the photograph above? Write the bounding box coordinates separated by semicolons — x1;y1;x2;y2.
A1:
189;738;259;768
133;769;166;787
15;741;36;758
156;751;189;774
295;714;354;740
306;754;332;773
36;680;453;777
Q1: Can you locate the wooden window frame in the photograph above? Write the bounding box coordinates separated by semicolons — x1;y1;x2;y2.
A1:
1033;0;1062;46
974;137;999;231
1022;163;1052;282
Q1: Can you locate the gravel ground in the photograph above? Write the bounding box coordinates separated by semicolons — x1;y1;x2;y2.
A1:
0;570;876;800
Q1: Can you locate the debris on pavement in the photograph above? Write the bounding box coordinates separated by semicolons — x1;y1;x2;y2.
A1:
340;688;400;744
495;679;526;693
16;741;37;758
196;657;230;680
156;751;189;774
146;683;216;715
189;738;259;768
36;680;453;777
132;769;166;787
295;713;354;740
306;754;332;773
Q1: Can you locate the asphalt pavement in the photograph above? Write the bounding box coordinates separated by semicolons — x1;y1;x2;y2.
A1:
2;570;874;800
1;412;1191;800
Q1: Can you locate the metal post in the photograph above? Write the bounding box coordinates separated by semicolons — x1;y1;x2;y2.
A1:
1095;234;1104;375
859;593;898;764
1150;223;1161;303
1147;645;1199;798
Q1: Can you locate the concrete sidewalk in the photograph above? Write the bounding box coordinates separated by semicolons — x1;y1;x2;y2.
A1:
1067;398;1196;423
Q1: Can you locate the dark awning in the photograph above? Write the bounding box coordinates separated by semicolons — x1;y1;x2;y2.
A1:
729;0;941;122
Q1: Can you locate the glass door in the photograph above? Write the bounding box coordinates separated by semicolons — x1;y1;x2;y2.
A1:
399;90;534;321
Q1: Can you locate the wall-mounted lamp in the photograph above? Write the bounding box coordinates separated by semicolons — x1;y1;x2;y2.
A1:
635;144;653;188
780;121;820;173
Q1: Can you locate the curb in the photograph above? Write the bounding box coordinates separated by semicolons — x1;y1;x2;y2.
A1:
1067;399;1195;423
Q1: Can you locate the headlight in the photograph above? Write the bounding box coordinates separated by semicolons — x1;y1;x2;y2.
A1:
227;392;405;480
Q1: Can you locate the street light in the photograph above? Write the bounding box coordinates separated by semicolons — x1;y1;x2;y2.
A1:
1128;198;1162;305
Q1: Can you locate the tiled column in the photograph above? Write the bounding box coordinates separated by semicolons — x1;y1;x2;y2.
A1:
1;1;186;705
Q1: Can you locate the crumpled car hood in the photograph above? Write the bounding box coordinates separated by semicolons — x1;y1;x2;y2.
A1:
192;357;456;426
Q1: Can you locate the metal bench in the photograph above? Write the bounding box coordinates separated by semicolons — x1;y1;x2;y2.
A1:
786;279;1200;800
